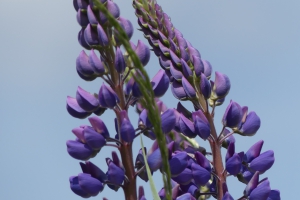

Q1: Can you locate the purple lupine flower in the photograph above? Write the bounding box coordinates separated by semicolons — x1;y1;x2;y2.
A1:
211;71;230;99
249;150;275;173
66;96;91;119
98;83;120;109
120;116;135;143
83;126;106;150
76;86;99;112
76;50;94;76
114;47;126;73
244;172;271;200
70;173;103;198
66;140;96;160
238;111;261;136
151;69;170;97
89;49;105;75
222;100;243;128
106;157;125;191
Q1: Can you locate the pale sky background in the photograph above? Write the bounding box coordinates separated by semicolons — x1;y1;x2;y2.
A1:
0;0;299;199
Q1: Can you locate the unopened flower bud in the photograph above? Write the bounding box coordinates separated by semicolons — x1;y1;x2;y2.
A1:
98;84;120;109
211;71;231;100
151;69;169;97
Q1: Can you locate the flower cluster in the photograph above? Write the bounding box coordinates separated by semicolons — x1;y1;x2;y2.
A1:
65;0;280;199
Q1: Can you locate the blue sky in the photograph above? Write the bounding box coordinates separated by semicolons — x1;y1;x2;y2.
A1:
0;0;299;199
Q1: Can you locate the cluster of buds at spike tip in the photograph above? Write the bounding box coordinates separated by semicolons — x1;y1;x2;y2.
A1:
132;0;232;106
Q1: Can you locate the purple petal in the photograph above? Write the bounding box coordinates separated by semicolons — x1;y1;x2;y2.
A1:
212;71;231;99
159;55;171;69
151;69;170;97
249;179;271;200
69;176;91;198
66;96;91;119
98;84;119;109
84;24;99;46
87;5;98;25
76;86;99;112
194;115;210;140
139;109;152;128
147;148;162;172
135;40;150;66
169;152;188;176
78;173;103;196
170;63;183;81
72;126;86;143
88;116;110;138
106;161;125;191
106;0;120;19
182;76;196;98
226;153;242;176
181;59;193;78
240;111;261;136
67;140;95;160
249;150;275;173
244;140;264;163
76;0;88;9
226;142;235;161
114;47;126;73
171;81;188;100
120;118;135;143
161;109;176;133
202;59;212;78
177;102;192;119
83;161;107;182
170;50;181;66
194;151;211;172
244;171;259;197
83;126;106;150
117;17;134;40
76;9;89;27
172;168;193;185
97;23;109;46
78;28;91;50
222;100;243;128
76;50;94;76
200;73;211;99
191;163;211;186
89;49;105;75
179;114;197;138
267;190;280;200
